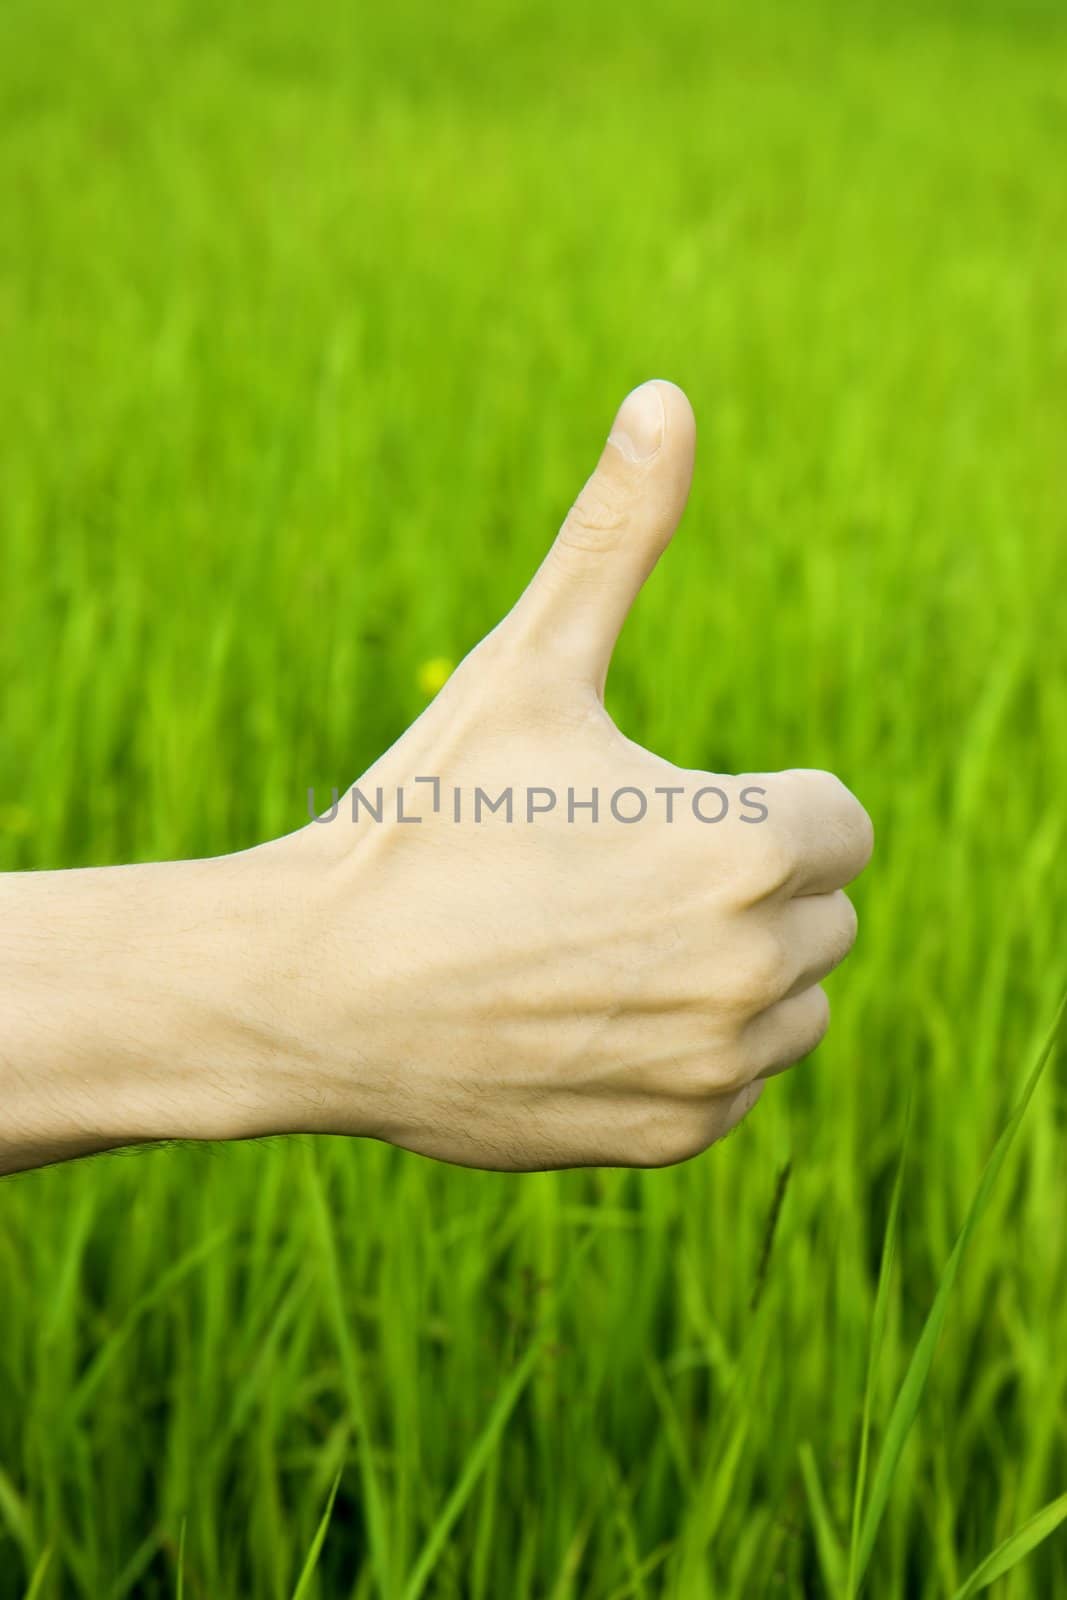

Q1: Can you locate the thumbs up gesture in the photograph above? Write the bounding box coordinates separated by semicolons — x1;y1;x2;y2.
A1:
263;381;873;1170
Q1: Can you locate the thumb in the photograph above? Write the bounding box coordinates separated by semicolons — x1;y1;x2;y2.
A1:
506;379;697;695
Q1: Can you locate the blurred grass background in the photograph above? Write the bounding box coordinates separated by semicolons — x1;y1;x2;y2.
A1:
1;0;1066;1594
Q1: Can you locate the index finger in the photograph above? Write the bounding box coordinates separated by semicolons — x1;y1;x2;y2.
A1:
759;768;874;897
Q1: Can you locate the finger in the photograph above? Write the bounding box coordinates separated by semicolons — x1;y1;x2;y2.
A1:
504;379;697;695
744;984;831;1081
762;769;874;898
776;889;858;998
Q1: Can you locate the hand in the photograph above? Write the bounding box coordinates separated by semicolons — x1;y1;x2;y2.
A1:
242;379;873;1170
0;380;872;1177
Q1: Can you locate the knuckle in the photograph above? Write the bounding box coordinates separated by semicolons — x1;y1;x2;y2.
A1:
796;768;875;867
752;986;831;1079
828;773;874;850
556;482;630;554
806;986;832;1049
833;891;859;958
710;1045;753;1096
667;1042;749;1100
760;830;799;895
728;931;790;1014
852;801;875;870
735;825;797;900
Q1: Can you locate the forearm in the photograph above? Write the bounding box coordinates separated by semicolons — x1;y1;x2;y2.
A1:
0;855;280;1174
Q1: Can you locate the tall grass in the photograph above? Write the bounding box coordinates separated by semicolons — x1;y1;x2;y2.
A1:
1;0;1065;1593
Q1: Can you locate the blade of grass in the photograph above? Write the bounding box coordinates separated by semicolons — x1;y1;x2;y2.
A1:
176;1517;185;1600
0;1466;35;1572
950;1491;1067;1598
853;992;1067;1588
799;1441;845;1597
302;1148;391;1595
545;1507;596;1600
846;1082;914;1597
400;1334;543;1600
749;1160;792;1313
290;1469;343;1600
63;1228;231;1424
22;1547;52;1600
601;1543;672;1600
106;1529;163;1600
401;1229;598;1600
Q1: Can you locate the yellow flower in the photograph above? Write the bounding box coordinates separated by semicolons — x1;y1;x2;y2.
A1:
416;656;454;697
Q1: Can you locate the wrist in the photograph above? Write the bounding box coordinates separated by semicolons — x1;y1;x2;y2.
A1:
0;852;289;1171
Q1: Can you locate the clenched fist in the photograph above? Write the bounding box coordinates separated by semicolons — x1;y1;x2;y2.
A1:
0;381;872;1177
245;380;873;1170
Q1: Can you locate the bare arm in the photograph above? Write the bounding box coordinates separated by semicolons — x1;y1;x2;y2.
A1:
1;381;872;1179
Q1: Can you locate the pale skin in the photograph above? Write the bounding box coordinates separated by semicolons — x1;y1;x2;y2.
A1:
0;380;873;1178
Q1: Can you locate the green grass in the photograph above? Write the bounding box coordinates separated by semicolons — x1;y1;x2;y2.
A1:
1;0;1066;1593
